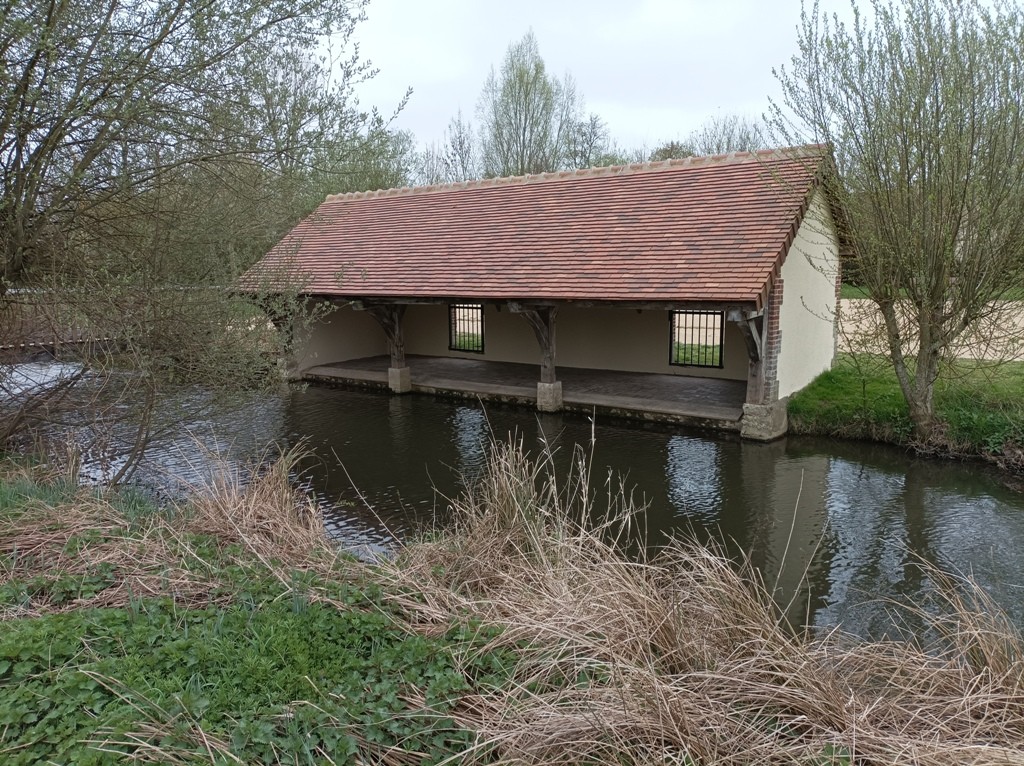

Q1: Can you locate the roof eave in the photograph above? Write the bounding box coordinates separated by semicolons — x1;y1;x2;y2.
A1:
302;293;761;312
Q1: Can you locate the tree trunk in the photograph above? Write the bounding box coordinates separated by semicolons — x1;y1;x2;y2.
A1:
880;301;939;442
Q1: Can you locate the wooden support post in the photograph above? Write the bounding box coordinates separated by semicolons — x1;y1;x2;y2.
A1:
364;304;406;368
365;304;410;393
745;360;766;405
518;306;558;383
726;307;768;405
514;305;561;411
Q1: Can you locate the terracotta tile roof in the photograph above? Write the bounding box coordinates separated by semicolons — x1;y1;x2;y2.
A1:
241;145;828;310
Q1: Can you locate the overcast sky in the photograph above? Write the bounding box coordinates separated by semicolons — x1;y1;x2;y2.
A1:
352;0;855;153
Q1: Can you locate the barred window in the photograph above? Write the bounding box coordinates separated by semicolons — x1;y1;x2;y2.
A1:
670;310;724;368
449;303;484;353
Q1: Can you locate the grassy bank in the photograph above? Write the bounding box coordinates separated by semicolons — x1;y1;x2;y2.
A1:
0;457;500;765
4;445;1024;764
789;354;1024;471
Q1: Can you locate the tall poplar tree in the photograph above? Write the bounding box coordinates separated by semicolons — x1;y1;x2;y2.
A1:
476;31;583;178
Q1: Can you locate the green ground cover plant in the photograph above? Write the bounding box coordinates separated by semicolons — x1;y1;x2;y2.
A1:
839;283;871;299
0;592;490;764
0;459;510;765
788;354;1024;470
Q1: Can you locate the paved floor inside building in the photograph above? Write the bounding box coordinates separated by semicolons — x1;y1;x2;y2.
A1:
305;355;747;426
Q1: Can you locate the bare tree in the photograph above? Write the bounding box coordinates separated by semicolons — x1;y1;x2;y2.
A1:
0;0;404;478
416;143;447;187
476;31;583;177
566;113;611;170
686;114;766;156
416;110;479;185
773;0;1024;440
442;111;479;182
649;114;767;162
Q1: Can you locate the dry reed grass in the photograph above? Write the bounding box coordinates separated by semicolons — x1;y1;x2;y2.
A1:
6;438;1024;764
0;448;348;617
178;448;334;566
381;436;1024;766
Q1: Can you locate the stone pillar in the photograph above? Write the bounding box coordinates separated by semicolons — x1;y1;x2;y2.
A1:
740;400;789;441
536;381;563;412
388;365;411;394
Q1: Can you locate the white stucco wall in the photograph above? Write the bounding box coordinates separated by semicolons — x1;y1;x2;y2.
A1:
294;303;386;370
775;190;840;399
559;306;748;379
403;303;748;380
404;304;536;361
293;287;776;385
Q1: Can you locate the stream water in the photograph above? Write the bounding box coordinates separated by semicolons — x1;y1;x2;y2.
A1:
10;366;1024;639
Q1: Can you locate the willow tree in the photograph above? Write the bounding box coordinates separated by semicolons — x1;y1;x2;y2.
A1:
773;0;1024;441
0;0;381;294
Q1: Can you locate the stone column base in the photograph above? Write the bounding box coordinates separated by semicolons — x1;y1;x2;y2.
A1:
388;366;411;394
536;381;563;412
740;399;789;441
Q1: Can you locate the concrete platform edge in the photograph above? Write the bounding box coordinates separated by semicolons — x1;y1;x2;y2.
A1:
303;372;745;434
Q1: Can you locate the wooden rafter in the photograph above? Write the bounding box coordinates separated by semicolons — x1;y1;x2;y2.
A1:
726;307;764;363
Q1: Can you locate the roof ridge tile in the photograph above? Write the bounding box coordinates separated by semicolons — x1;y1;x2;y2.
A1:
322;143;827;204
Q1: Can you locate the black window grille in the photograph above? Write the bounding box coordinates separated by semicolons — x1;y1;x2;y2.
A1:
669;310;724;368
449;303;484;353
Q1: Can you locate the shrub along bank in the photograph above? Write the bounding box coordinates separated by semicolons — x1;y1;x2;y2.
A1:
3;444;1024;764
788;354;1024;472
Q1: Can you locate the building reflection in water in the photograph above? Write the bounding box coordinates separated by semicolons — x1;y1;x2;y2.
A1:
813;456;1024;638
665;435;721;525
271;386;1024;636
450;405;488;480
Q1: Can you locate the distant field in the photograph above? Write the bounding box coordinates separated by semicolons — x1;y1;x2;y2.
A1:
840;284;1024;301
839;299;1024;361
672;342;721;367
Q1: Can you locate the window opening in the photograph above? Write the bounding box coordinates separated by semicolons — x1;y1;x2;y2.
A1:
670;310;724;368
449;303;484;353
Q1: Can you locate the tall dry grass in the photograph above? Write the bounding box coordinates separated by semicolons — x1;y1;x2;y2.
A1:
382;436;1024;766
0;449;346;617
6;438;1024;764
178;448;333;565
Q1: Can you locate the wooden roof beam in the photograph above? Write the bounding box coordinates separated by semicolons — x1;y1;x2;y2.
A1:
726;307;764;362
